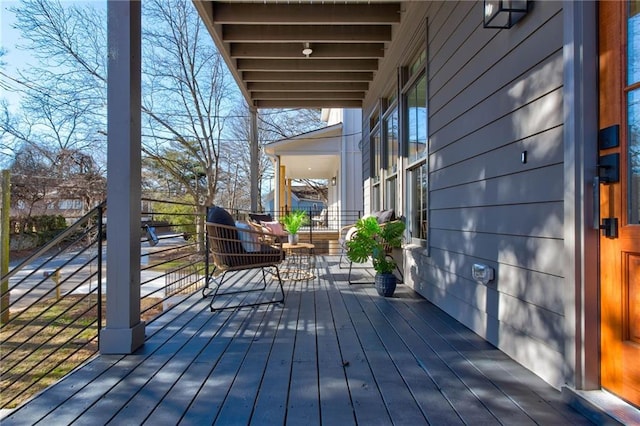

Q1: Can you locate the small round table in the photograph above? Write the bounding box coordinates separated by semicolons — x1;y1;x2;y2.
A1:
281;242;316;281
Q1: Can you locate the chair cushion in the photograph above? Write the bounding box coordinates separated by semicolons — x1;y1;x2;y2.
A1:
261;221;287;236
235;221;261;252
206;207;244;261
376;209;395;223
207;205;236;228
249;213;273;223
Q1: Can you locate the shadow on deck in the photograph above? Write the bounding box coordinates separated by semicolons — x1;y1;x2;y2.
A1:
1;256;591;425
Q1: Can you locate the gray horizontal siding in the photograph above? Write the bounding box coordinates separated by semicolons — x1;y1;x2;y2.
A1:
405;0;567;389
415;246;566;313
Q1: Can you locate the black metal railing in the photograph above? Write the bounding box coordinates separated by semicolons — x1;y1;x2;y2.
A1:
0;198;209;409
228;207;363;232
0;203;105;409
138;198;207;319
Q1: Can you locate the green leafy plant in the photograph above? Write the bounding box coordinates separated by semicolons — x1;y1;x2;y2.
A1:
281;210;308;234
346;216;405;274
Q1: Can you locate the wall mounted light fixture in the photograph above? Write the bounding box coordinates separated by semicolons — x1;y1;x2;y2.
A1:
483;0;529;29
331;176;337;186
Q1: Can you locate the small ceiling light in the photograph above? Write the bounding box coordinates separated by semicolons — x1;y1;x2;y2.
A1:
483;0;529;29
302;42;313;57
331;176;337;186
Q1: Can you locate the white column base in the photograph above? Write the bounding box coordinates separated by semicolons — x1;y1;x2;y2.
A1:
100;321;146;354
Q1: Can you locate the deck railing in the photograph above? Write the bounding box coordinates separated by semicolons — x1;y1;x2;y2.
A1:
229;207;363;232
0;199;208;409
0;204;105;409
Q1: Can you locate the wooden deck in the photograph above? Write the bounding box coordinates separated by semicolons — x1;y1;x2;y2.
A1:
2;256;592;425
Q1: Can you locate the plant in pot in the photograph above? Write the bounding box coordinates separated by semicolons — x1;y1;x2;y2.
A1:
346;216;405;296
281;210;308;245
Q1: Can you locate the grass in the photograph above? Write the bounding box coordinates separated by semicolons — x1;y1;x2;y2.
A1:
0;295;163;409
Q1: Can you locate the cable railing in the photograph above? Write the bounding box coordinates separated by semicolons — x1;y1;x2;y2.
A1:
138;198;207;318
0;198;209;409
0;203;105;410
1;200;358;409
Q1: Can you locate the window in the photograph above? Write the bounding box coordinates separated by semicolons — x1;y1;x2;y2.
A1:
59;199;83;210
385;176;396;212
406;74;427;164
408;163;428;242
402;48;428;245
385;107;398;174
370;107;382;212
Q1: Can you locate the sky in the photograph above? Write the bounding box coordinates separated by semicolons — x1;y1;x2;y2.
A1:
1;0;31;113
0;1;105;168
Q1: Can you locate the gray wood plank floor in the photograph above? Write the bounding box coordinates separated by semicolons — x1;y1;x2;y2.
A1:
2;256;592;425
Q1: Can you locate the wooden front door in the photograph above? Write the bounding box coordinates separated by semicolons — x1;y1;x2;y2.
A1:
599;0;640;408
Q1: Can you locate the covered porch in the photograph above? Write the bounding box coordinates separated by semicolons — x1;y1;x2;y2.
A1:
1;256;590;425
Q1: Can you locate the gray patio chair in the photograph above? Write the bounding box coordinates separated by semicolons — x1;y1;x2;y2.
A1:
203;206;285;312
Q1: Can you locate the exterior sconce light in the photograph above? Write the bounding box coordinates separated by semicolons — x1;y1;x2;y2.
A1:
331;176;337;186
483;0;529;29
302;42;313;57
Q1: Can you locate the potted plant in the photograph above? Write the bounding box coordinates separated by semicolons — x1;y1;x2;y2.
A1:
346;216;405;296
281;210;308;245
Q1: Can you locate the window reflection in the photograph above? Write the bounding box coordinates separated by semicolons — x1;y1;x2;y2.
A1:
407;74;427;164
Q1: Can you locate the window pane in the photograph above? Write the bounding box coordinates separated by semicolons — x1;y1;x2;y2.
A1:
407;74;427;163
385;177;396;211
409;163;428;241
385;108;398;174
371;131;381;180
629;89;640;224
409;50;426;78
629;0;640;85
372;184;381;212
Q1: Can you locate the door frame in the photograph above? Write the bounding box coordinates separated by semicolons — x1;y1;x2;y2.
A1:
562;0;600;391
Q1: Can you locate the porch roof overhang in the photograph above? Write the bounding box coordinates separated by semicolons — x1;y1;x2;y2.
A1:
192;0;403;109
265;123;342;179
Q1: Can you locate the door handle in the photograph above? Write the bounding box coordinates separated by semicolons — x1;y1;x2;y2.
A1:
593;175;619;238
593;176;600;230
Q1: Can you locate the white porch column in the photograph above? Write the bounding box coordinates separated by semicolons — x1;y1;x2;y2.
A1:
250;107;259;212
273;156;281;215
101;0;145;354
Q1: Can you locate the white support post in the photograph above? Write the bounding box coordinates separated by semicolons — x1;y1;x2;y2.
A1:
101;0;145;354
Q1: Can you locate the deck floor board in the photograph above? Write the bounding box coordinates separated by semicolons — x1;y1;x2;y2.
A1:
1;256;593;426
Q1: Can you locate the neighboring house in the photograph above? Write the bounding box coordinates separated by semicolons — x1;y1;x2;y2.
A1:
262;185;327;215
264;112;364;228
105;1;638;412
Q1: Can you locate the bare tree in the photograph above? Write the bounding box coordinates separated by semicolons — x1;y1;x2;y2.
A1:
2;0;326;211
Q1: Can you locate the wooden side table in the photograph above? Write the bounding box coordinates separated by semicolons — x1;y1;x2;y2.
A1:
282;242;316;281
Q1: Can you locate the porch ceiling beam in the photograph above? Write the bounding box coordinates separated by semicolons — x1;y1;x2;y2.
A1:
247;81;369;92
212;3;401;25
230;43;386;59
250;91;365;100
222;25;392;43
256;99;363;108
242;71;374;82
237;58;379;72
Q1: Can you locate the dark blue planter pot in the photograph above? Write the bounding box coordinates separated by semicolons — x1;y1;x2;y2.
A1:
375;273;396;297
